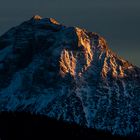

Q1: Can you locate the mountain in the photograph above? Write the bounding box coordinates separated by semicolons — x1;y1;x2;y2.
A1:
0;15;140;137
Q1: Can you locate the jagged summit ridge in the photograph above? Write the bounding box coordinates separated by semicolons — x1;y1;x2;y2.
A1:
0;16;140;136
30;15;60;26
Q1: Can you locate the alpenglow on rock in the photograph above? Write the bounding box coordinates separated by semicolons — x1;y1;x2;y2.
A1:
0;15;140;136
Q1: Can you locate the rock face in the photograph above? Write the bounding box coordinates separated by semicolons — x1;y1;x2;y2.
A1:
0;16;140;136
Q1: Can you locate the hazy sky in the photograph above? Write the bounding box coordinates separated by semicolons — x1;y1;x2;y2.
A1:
0;0;140;67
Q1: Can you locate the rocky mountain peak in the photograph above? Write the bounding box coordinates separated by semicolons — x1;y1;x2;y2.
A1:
0;16;140;136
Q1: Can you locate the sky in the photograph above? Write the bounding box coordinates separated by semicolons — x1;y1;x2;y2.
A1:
0;0;140;67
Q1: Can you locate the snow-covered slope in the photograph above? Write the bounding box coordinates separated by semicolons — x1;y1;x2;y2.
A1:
0;15;140;136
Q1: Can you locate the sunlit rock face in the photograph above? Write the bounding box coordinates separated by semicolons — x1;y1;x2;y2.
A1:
0;15;140;136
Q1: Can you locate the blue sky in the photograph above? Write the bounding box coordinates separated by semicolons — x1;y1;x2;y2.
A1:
0;0;140;67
